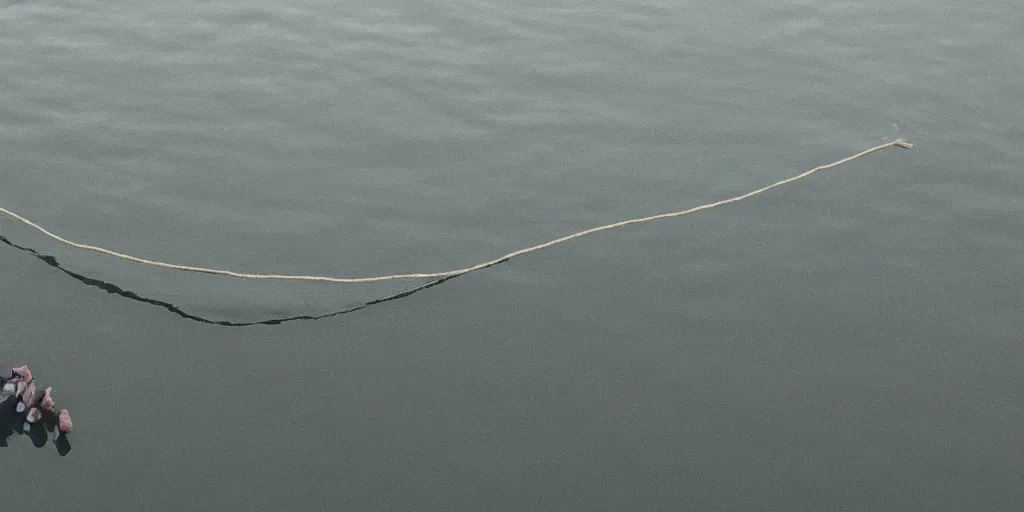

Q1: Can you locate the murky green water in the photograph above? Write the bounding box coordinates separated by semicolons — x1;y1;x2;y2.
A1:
2;0;1022;509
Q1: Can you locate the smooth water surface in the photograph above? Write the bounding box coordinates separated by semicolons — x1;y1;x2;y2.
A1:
1;0;1022;509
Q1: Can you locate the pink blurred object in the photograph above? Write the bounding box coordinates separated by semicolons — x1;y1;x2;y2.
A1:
58;409;73;433
12;365;32;382
23;382;36;404
41;387;55;410
17;383;36;413
4;365;76;437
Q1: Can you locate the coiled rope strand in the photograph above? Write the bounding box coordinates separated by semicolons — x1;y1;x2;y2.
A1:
0;138;912;283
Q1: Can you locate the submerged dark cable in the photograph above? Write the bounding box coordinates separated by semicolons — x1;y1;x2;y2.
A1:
0;234;465;326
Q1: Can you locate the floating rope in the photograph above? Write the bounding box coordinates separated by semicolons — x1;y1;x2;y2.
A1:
0;139;912;283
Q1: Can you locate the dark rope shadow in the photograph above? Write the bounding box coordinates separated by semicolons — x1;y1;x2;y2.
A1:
0;234;473;326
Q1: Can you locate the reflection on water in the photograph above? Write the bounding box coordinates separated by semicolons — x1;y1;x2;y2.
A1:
0;391;71;456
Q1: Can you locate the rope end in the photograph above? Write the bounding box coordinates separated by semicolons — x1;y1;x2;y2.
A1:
893;139;913;149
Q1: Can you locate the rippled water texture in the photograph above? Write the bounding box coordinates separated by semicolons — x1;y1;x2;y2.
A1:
1;0;1022;509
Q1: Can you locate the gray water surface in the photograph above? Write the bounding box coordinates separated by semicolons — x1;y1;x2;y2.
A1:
2;0;1022;510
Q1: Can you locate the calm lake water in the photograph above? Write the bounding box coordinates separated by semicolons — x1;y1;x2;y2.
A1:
2;0;1022;509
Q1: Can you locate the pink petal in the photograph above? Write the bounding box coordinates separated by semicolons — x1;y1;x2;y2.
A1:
41;387;55;410
12;365;32;382
22;382;36;407
58;409;73;433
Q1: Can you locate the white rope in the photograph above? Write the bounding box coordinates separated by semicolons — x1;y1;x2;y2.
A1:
0;139;912;283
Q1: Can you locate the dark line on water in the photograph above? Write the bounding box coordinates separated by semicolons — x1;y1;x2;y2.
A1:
0;234;464;327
